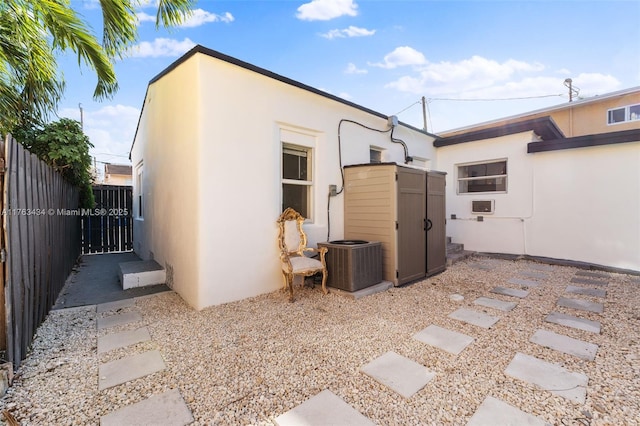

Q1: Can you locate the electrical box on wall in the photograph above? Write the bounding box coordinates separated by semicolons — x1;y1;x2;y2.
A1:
472;200;494;214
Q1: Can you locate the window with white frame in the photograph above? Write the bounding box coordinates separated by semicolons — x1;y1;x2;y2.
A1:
607;104;640;125
370;146;383;163
282;144;312;219
135;164;143;219
457;159;507;194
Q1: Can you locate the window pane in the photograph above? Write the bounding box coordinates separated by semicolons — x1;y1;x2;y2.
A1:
630;105;640;121
486;161;506;176
608;108;625;124
283;151;308;181
370;149;382;163
459;177;506;193
459;161;506;179
283;184;308;218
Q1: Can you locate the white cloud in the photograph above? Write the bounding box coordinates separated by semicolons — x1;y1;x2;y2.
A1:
321;26;375;39
180;9;234;27
296;0;358;21
127;38;196;58
58;104;140;165
136;11;156;25
345;63;367;74
570;73;621;97
369;46;427;69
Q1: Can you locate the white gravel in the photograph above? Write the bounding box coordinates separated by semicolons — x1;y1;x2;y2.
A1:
1;257;639;425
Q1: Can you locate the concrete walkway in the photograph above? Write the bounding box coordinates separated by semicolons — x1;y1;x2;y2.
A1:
52;252;169;309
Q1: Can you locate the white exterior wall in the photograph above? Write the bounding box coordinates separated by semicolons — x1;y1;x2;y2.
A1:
437;133;640;271
133;51;437;310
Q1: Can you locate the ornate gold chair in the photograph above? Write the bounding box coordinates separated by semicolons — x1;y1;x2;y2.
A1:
277;207;328;301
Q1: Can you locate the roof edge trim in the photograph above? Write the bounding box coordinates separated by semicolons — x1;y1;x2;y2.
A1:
527;128;640;153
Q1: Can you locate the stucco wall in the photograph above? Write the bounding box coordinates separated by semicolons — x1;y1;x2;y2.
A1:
437;133;640;271
133;51;437;309
131;57;202;308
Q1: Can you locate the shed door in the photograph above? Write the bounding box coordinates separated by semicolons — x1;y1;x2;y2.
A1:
426;171;447;276
396;168;426;285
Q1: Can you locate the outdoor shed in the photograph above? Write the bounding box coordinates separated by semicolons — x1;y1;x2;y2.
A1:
130;45;437;310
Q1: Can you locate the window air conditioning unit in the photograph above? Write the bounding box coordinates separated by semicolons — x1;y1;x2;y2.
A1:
472;200;494;214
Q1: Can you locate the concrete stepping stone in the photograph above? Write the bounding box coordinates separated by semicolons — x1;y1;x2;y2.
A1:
566;285;606;298
504;352;588;404
100;389;193;426
469;263;494;271
575;270;609;279
360;351;436;399
557;297;603;314
530;329;598;361
473;297;517;312
448;308;500;329
491;286;529;299
467;395;547;426
545;312;601;333
97;299;136;314
99;350;166;390
275;390;374;426
97;311;142;330
413;325;474;355
519;270;549;280
528;263;554;271
98;327;152;354
570;277;608;287
507;278;540;288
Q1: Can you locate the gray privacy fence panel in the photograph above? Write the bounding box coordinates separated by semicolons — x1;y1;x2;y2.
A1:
2;135;81;367
81;185;133;254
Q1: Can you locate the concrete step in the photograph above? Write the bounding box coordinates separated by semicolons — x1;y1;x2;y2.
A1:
446;250;475;266
119;260;166;290
446;242;464;254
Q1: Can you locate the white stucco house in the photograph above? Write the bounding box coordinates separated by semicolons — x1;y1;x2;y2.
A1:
130;45;437;310
435;115;640;274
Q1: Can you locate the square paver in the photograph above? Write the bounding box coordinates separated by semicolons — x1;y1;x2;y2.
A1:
469;263;494;271
97;311;142;330
528;263;554;271
97;299;136;314
530;329;598;361
467;396;547;426
570;277;608;287
99;350;166;390
565;285;606;298
491;287;529;299
557;297;603;314
448;308;500;329
360;351;436;399
507;278;540;288
98;327;152;354
505;352;588;404
275;390;374;426
100;389;193;426
413;325;474;355
473;297;517;312
545;312;601;333
519;271;549;280
575;270;609;279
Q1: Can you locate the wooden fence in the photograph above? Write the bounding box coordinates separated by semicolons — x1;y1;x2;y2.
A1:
1;135;81;367
81;185;133;254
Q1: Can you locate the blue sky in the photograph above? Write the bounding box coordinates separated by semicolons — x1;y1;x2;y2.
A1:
57;0;640;166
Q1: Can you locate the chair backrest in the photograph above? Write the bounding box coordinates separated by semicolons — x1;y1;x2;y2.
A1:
277;208;307;256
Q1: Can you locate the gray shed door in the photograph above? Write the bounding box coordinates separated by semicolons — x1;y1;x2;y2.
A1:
426;171;447;276
397;168;426;284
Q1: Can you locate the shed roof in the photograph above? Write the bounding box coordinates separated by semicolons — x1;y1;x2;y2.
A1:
105;164;132;175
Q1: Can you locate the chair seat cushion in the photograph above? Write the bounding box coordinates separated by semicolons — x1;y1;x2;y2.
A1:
283;256;324;274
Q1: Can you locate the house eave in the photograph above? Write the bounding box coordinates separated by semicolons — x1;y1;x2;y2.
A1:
433;116;564;147
527;128;640;153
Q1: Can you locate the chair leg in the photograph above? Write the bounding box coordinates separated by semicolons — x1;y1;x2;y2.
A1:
287;273;295;302
321;269;328;295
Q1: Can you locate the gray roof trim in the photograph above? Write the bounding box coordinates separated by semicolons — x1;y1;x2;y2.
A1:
527;128;640;153
433;116;564;147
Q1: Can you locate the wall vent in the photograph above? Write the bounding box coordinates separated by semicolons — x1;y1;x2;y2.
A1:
472;200;494;214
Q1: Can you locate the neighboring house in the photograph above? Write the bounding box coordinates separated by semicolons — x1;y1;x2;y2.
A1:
441;86;640;138
104;163;133;186
130;45;437;310
435;105;640;273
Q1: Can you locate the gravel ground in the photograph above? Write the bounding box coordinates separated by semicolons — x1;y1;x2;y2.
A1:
1;257;639;425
